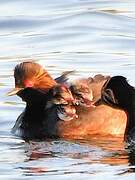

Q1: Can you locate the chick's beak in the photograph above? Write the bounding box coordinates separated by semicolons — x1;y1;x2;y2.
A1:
7;87;24;96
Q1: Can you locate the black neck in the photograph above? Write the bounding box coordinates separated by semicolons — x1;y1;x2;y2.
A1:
124;98;135;140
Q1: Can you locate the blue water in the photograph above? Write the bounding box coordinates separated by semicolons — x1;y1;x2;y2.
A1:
1;0;135;179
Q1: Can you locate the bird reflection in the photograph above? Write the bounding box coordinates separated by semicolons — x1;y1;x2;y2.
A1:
18;136;135;176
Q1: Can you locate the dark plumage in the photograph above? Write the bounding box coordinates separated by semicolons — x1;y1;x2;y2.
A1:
98;76;135;143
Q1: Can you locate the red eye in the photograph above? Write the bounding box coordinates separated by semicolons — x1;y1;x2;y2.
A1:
24;80;33;88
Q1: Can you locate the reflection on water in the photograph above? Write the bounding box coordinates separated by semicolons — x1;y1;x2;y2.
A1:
10;137;135;178
0;135;134;179
1;0;135;179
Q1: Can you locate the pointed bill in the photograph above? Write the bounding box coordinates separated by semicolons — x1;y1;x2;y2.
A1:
7;87;24;96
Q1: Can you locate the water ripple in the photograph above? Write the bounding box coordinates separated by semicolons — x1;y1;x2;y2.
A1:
1;0;135;179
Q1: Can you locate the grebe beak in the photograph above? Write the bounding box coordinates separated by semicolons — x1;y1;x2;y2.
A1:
7;87;24;96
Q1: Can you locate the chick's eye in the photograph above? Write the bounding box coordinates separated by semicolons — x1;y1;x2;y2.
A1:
76;93;83;99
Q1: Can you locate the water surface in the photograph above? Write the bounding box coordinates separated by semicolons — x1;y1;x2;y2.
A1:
1;0;135;179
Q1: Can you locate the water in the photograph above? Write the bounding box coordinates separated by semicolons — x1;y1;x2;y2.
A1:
0;0;135;179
